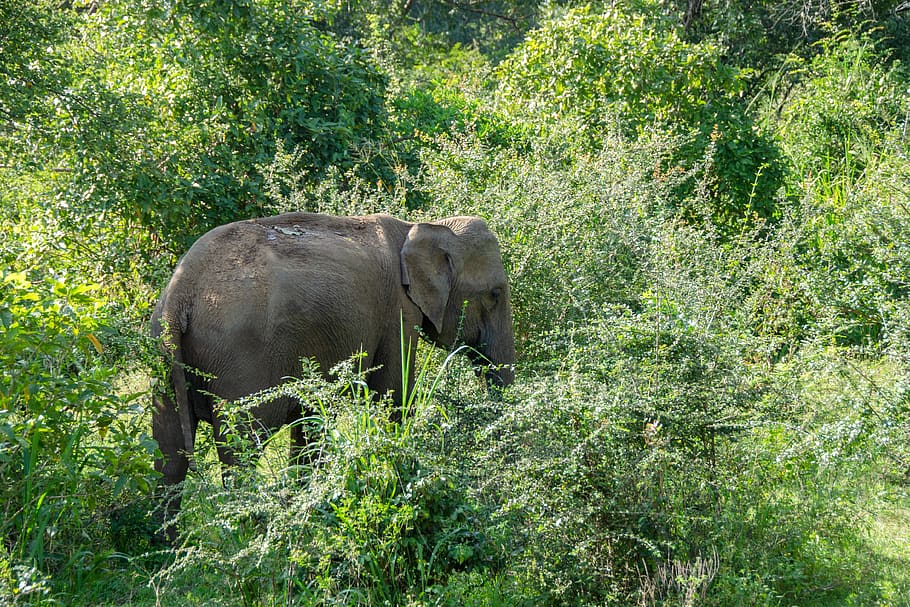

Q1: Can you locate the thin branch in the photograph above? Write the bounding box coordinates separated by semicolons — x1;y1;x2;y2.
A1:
683;0;704;31
440;0;522;32
0;164;74;173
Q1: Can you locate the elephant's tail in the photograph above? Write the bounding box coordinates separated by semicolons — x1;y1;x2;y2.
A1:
153;299;196;467
169;340;196;465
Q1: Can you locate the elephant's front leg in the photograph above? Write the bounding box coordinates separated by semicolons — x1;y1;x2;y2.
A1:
369;328;420;419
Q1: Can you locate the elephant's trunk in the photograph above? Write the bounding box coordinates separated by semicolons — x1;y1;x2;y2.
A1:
479;319;516;392
483;350;514;388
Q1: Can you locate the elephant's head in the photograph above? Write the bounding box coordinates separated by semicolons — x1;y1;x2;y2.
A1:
401;216;516;389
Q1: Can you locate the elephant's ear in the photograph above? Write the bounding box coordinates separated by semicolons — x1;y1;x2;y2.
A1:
401;223;455;334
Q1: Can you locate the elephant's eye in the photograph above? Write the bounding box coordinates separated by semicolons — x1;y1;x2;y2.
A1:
490;287;502;302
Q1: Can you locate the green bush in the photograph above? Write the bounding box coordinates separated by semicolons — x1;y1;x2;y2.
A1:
773;31;907;183
469;238;904;606
414;128;910;603
495;5;784;231
767;31;910;346
3;0;389;259
707;347;910;606
497;7;736;135
417;130;676;361
377;45;535;210
0;271;157;603
795;155;910;346
468;223;768;603
153;358;501;605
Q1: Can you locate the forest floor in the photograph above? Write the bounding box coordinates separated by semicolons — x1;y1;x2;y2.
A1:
866;493;910;606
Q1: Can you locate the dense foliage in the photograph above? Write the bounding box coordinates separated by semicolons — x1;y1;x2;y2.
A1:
2;0;909;605
494;6;784;230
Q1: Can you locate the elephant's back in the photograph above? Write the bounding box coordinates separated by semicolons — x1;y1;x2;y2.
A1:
160;211;406;346
171;213;404;396
185;212;402;265
169;211;403;336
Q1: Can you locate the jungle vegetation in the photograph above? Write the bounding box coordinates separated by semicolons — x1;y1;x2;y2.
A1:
2;1;909;605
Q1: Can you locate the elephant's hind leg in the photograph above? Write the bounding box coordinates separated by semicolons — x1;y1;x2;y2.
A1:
153;391;196;543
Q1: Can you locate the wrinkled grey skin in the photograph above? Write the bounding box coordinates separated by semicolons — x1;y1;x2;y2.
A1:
151;212;515;538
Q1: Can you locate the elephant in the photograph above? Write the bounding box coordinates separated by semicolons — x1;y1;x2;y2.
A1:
150;212;515;539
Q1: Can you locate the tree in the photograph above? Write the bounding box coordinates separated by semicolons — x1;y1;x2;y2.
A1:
497;5;783;231
3;0;390;261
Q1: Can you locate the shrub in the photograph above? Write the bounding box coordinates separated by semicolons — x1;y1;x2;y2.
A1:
470;222;774;604
417;129;679;362
153;357;501;605
0;271;157;602
795;153;910;346
468;226;904;605
768;31;910;346
9;0;389;259
414;127;908;602
772;31;907;183
495;5;784;231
